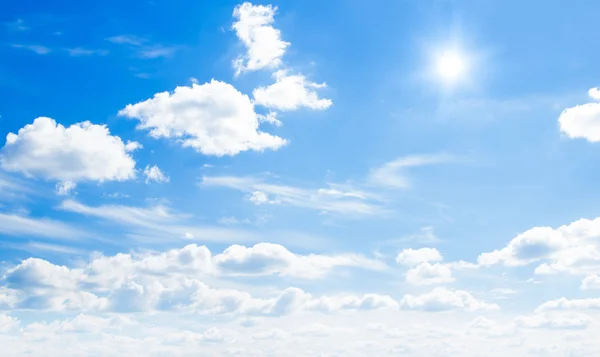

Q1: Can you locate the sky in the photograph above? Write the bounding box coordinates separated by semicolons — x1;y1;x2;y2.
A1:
1;0;600;356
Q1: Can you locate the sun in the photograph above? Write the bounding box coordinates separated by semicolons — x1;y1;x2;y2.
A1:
436;51;465;82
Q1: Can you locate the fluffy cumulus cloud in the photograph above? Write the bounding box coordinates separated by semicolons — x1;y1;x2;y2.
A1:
582;274;600;290
214;243;386;279
478;216;600;276
248;190;273;205
405;262;454;286
0;314;18;333
0;243;391;314
535;297;600;313
118;81;287;156
558;87;600;142
0;117;139;182
253;70;332;111
515;312;592;330
55;180;77;195
232;2;289;74
396;248;459;286
396;247;443;266
143;165;169;184
399;287;498;312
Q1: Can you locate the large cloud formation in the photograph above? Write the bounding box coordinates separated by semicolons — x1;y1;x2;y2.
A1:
0;117;139;182
118;80;287;156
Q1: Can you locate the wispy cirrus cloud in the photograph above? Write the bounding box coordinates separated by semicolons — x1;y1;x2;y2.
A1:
106;34;178;59
201;175;385;217
368;153;459;189
5;18;28;31
11;44;51;55
64;48;109;57
0;212;86;240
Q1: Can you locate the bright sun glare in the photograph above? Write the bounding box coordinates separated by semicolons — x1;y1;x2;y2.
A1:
436;51;465;82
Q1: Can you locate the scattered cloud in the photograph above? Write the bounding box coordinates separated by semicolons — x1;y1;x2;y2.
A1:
202;175;384;216
11;44;51;55
248;191;274;205
214;242;386;279
253;70;332;111
515;312;591;330
396;247;443;266
55;180;77;196
143;165;170;184
467;316;515;338
5;18;28;31
0;314;19;332
558;87;600;142
137;45;178;59
581;274;600;290
405;262;454;286
399;287;498;312
64;48;109;57
106;35;177;59
0;212;85;240
0;245;390;314
491;288;518;296
118;81;287;156
368;153;457;189
106;35;147;46
232;2;289;74
477;216;600;277
0;117;139;183
535;297;600;313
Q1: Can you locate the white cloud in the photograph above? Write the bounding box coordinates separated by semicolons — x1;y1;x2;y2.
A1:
214;242;386;279
58;199;267;245
558;87;600;142
232;2;289;74
56;180;77;196
306;293;399;312
396;247;443;266
257;111;282;126
106;35;177;59
248;190;272;205
106;35;146;46
253;70;332;111
0;314;18;333
478;216;600;276
467;316;515;338
515;312;591;330
11;44;51;54
535;297;600;313
399;287;498;312
368;153;457;189
491;288;518;296
405;262;454;286
202;176;383;216
295;323;353;337
0;117;138;182
589;87;600;101
65;48;108;57
0;212;85;240
59;199;179;228
118;80;287;156
252;328;288;340
238;317;261;327
6;18;28;31
143;165;169;184
581;275;600;290
0;246;393;316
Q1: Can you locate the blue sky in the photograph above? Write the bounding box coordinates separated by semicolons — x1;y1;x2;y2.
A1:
2;0;600;356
